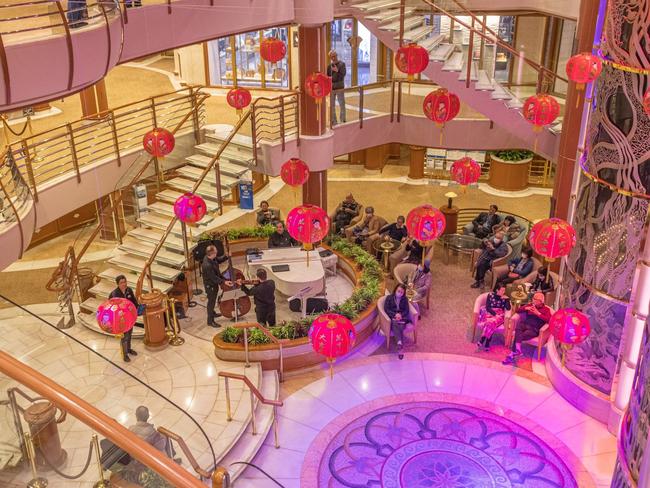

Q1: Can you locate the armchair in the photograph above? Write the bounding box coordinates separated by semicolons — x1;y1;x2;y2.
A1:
471;243;513;287
344;215;388;252
330;204;364;235
394;263;431;310
507;306;555;360
388;242;435;273
471;292;511;342
491;257;542;290
377;295;418;350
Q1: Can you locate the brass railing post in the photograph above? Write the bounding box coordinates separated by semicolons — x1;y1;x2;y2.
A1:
211;467;230;488
278;343;284;383
224;377;232;421
24;432;47;488
92;433;109;488
398;0;405;46
250;105;258;166
215;163;223;215
109;111;122;167
243;327;250;367
359;86;364;129
249;391;257;435
466;19;474;89
18;142;38;201
279;96;285;150
397;81;402;122
390;80;395;122
272;406;279;448
66;123;81;182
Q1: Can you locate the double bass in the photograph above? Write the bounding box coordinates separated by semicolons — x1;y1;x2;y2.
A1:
218;234;252;319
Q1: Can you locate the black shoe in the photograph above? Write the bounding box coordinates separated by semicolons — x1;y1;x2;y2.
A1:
208;322;221;328
128;349;138;356
470;281;481;288
123;355;131;362
212;311;222;318
398;352;404;360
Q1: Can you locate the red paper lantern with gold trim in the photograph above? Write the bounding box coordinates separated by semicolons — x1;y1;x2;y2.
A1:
528;217;576;260
565;52;602;90
226;87;252;116
405;205;446;244
309;313;356;377
174;192;207;224
280;158;309;187
450;157;481;188
395;43;429;81
96;298;137;335
286;204;330;248
522;94;560;131
549;308;591;345
143;128;175;157
305;72;332;103
423;88;460;128
260;37;286;64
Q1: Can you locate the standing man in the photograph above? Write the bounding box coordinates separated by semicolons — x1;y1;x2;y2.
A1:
238;268;276;327
109;275;139;362
327;50;347;125
201;245;232;327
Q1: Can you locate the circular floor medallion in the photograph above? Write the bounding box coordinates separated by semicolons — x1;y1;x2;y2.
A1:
316;400;577;488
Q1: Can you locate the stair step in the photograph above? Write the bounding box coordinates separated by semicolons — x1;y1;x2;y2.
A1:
186;154;250;177
380;15;422;32
442;51;464;71
397;25;433;44
458;60;479;82
204;132;254;151
156;189;221;213
420;33;446;53
490;81;512;100
430;43;455;62
108;254;182;281
176;166;239;188
476;70;495;90
128;228;188;252
79;296;106;313
146;201;215;225
219;370;280;481
166;178;231;202
353;0;401;12
366;7;413;22
119;238;186;267
502;87;524;109
97;267;173;294
77;310;146;338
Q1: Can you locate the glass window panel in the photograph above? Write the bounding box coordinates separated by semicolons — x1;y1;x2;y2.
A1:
330;18;353;87
357;22;375;85
207;37;233;86
262;27;289;89
235;31;262;88
554;20;576;95
494;16;515;82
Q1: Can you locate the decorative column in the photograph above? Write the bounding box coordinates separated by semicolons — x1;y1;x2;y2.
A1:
79;80;109;119
550;0;650;426
408;145;425;180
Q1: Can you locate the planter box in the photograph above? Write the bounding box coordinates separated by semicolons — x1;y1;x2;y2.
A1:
212;238;382;372
488;155;532;192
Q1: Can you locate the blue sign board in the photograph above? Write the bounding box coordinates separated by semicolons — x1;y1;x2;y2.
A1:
239;179;254;210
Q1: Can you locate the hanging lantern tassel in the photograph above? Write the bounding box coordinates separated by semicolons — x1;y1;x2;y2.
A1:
316;99;321;125
575;88;583;109
560;343;573;368
328;357;335;379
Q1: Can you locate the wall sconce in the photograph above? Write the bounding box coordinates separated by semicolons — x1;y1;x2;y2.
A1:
445;191;458;209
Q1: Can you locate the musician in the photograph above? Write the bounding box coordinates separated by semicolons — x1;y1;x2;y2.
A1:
268;222;298;248
256;200;280;227
109;275;139;362
201;245;233;327
238;269;276;327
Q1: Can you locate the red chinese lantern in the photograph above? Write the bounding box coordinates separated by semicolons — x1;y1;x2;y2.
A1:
422;88;460;128
450;157;481;189
565;52;602;90
96;298;137;335
226;87;252;116
280;158;309;187
643;89;650;116
174;192;207;224
143;128;175;157
522;94;560;131
260;37;286;64
549;308;591;366
305;72;333;123
405;205;446;264
395;43;429;81
309;313;356;378
528;217;576;261
286;204;330;252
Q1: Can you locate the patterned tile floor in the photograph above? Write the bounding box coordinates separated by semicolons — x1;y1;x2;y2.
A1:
244;354;616;488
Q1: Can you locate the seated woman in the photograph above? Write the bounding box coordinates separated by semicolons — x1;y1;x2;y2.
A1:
499;247;534;285
476;282;511;351
402;237;424;264
530;266;554;295
492;215;521;242
384;284;411;360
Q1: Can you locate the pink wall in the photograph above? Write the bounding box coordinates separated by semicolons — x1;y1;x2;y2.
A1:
0;203;36;271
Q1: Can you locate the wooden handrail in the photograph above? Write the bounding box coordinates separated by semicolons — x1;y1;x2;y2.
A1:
218;371;283;407
0;351;205;488
157;426;211;479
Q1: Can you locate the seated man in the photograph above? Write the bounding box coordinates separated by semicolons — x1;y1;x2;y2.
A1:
345;206;383;247
256;200;280;227
492;215;521;242
499;247;534;285
129;406;166;452
471;231;508;289
333;193;361;235
267;222;298;248
370;215;408;258
403;237;425;264
503;292;552;365
407;259;432;312
464;204;500;238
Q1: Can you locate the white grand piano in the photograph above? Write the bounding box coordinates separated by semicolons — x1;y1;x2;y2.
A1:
245;247;325;298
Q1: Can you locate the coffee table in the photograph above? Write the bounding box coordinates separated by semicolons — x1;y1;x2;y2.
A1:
372;237;401;272
440;234;483;269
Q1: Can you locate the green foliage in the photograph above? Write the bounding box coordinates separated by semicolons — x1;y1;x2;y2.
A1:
226;225;275;240
492;150;534;162
219;235;383;344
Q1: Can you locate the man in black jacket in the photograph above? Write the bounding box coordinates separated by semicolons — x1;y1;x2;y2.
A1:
201;245;232;327
327;50;347;125
466;204;501;238
267;222;298;248
239;269;276;327
109;275;139;362
472;231;508;289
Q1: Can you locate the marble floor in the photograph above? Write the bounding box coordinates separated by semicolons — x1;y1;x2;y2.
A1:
243;354;617;488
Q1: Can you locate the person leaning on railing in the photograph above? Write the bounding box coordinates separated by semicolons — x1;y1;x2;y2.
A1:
67;0;88;29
